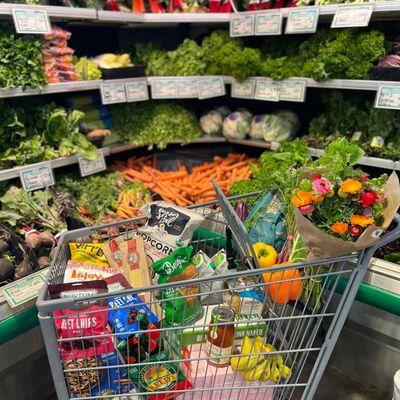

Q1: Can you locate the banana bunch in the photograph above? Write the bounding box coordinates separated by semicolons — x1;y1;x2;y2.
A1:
230;336;292;383
92;53;133;69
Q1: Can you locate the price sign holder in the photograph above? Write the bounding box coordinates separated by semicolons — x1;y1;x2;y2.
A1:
279;79;307;102
100;82;126;105
230;13;255;37
79;151;107;177
331;4;373;28
151;79;177;99
285;8;319;34
231;79;256;99
12;8;51;34
125;80;149;102
374;85;400;110
255;80;280;102
176;78;199;98
255;12;283;36
20;164;55;192
198;77;226;99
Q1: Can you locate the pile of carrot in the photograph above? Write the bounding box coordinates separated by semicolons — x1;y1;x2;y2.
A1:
111;153;255;207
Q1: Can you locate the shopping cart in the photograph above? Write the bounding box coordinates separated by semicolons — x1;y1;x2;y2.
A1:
37;183;400;400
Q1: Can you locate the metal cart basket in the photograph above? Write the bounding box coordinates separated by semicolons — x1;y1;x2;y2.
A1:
37;184;400;400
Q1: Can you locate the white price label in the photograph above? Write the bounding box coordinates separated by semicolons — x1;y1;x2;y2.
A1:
12;8;51;34
231;80;256;99
100;83;126;104
255;12;282;36
230;13;255;37
151;79;177;99
331;4;373;28
1;268;48;308
177;79;199;98
198;77;226;99
374;85;400;110
125;80;149;102
79;151;106;177
255;80;280;102
285;8;319;34
279;80;306;102
20;164;55;192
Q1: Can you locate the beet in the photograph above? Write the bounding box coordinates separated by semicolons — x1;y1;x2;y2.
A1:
14;257;33;280
39;231;54;248
25;233;42;251
0;258;15;282
0;239;9;255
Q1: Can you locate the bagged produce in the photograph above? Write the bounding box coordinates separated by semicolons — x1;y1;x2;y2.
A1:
200;110;223;135
250;115;272;140
223;112;251;140
263;113;298;143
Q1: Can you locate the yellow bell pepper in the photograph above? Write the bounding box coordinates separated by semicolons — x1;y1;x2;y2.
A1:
252;242;278;268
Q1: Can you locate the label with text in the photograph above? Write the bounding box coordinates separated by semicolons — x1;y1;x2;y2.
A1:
177;79;199;98
255;80;280;102
100;82;126;104
255;12;282;36
331;4;373;28
230;13;255;37
231;80;256;99
20;164;55;191
79;151;106;177
198;77;226;99
285;8;319;34
12;8;51;34
125;80;149;102
151;79;177;99
374;85;400;110
279;80;306;102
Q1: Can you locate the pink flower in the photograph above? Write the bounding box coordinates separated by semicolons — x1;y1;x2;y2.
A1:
312;176;332;196
299;204;315;215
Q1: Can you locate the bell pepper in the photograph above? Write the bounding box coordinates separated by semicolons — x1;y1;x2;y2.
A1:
253;242;278;268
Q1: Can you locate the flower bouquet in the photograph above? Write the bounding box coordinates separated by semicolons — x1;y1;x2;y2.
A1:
291;139;400;257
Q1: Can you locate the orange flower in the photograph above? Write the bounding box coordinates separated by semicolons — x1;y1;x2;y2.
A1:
291;190;313;207
312;194;324;203
350;215;374;227
341;179;362;194
330;222;348;235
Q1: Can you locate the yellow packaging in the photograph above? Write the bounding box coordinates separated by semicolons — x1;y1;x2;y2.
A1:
69;242;109;268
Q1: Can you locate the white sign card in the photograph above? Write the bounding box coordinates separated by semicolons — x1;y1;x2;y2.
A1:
151;79;177;99
255;12;283;36
198;77;226;99
255;80;280;102
230;13;255;37
279;80;307;102
100;82;126;105
12;8;51;34
176;79;199;98
331;4;373;28
374;85;400;110
231;79;256;99
285;8;319;34
125;80;149;102
79;151;106;177
20;164;55;192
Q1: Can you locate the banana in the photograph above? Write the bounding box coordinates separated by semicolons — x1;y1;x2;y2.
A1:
276;355;284;369
272;367;281;383
245;359;269;381
230;355;259;371
241;336;253;354
280;365;292;380
263;343;276;353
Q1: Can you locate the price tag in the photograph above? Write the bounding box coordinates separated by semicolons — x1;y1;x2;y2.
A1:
79;151;106;177
176;78;199;98
125;80;149;102
198;77;226;99
12;8;51;34
331;4;373;28
20;164;55;192
279;80;307;102
255;80;280;102
374;85;400;110
285;8;319;34
230;13;255;37
231;79;256;99
255;12;282;36
151;79;177;99
1;268;49;308
100;82;126;105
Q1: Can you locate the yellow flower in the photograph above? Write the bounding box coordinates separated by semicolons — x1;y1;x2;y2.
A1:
350;215;374;227
291;190;313;207
341;179;362;194
330;222;348;235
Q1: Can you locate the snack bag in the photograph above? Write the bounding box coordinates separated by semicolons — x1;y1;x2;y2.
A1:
69;242;109;267
102;237;125;270
63;261;119;283
191;250;216;299
137;201;205;268
104;273;131;293
153;247;202;326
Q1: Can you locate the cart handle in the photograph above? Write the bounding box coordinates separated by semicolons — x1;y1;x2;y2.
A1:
368;213;400;253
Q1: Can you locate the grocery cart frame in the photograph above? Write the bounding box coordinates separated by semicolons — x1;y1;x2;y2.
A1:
37;186;400;400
